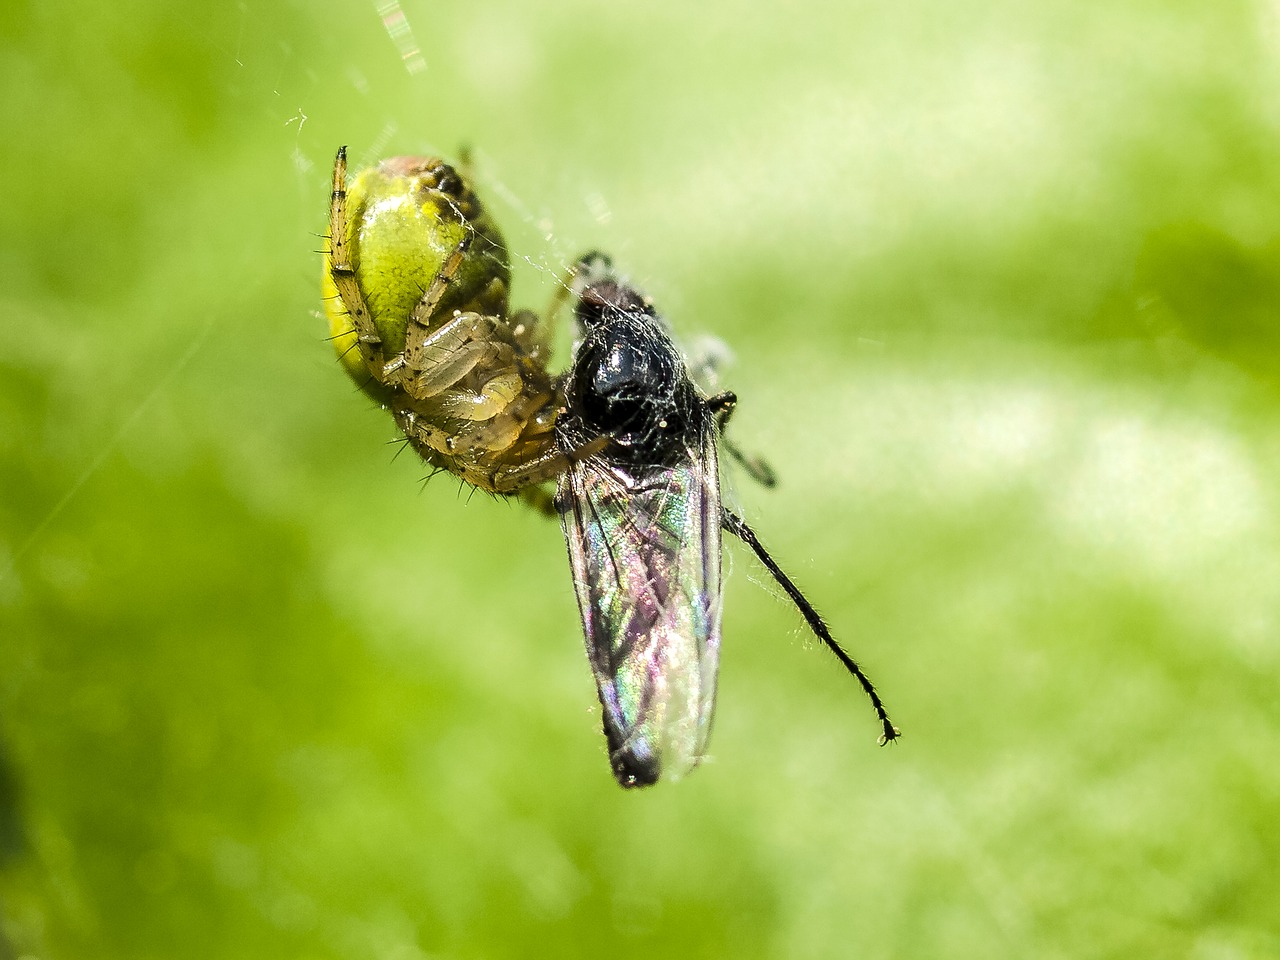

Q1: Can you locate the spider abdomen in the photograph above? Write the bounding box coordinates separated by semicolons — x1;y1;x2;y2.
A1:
324;150;569;495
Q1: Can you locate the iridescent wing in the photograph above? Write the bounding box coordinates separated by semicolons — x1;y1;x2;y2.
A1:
558;429;722;788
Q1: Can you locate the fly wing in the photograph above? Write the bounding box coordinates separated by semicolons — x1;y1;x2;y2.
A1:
559;433;722;787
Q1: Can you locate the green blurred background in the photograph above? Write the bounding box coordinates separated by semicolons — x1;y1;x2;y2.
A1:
3;0;1279;957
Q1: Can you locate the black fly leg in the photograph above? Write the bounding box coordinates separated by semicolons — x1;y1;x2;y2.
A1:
721;509;900;745
706;392;777;488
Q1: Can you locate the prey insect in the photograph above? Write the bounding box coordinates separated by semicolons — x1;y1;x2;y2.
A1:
556;255;898;786
322;147;898;789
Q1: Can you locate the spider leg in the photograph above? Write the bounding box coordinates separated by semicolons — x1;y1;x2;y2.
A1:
510;250;592;364
402;311;512;399
328;146;392;378
398;232;475;379
487;434;611;494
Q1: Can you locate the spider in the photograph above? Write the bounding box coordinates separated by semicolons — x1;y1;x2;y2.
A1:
322;146;600;502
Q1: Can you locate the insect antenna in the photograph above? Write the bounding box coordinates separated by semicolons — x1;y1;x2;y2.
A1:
721;510;900;745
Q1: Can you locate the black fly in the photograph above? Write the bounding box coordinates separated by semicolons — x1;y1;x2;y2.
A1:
555;254;899;788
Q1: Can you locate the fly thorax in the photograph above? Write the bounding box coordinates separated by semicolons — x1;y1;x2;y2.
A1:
565;315;700;468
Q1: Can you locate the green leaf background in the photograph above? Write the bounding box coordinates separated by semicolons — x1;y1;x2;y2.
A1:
2;1;1278;957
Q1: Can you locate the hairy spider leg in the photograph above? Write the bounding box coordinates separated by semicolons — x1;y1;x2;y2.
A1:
507;248;592;365
487;434;613;495
402;311;513;404
328;146;391;378
397;232;478;389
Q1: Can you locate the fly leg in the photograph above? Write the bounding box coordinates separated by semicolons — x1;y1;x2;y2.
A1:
706;392;776;488
721;509;900;746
